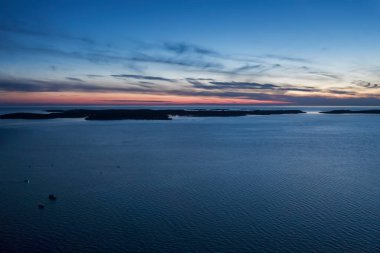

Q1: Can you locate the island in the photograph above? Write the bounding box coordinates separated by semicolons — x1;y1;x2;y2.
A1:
0;109;305;120
320;109;380;114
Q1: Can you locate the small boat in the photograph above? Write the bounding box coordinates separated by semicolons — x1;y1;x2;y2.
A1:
48;194;57;200
38;203;45;209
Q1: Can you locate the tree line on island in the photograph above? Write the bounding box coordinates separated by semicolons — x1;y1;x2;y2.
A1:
0;109;379;120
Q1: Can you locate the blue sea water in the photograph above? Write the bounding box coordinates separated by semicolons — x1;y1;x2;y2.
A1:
0;106;380;252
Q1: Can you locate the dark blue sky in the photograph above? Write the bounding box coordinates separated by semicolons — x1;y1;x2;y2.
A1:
1;0;380;105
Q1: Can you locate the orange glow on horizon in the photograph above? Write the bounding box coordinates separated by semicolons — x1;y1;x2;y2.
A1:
0;92;290;105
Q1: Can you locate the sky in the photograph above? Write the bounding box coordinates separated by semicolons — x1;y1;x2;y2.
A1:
1;0;380;105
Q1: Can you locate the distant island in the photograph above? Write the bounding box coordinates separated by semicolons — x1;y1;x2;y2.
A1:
0;109;305;120
320;109;380;114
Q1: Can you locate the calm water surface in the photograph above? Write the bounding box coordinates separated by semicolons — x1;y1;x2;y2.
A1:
0;107;380;252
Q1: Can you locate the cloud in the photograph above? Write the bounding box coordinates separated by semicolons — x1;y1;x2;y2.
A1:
0;78;145;93
111;74;176;82
0;39;224;70
163;42;218;56
100;99;171;103
191;81;319;93
0;24;95;45
165;88;380;106
279;86;320;92
207;81;279;90
308;71;340;80
1;77;379;106
353;80;379;89
187;79;364;97
87;74;104;78
129;54;222;69
0;23;225;70
2;22;349;85
327;89;357;95
3;24;339;80
241;64;282;75
66;77;84;82
281;96;380;106
262;54;311;63
233;64;262;73
185;78;215;85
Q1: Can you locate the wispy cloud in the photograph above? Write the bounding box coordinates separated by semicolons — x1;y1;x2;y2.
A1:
207;81;279;90
1;77;379;106
111;74;176;82
261;54;311;63
66;77;84;82
0;23;345;83
185;78;215;85
0;24;95;45
0;78;144;93
327;89;357;95
308;71;340;80
233;64;262;73
353;80;379;89
163;42;218;56
189;80;320;93
0;37;224;70
100;99;171;103
87;74;105;78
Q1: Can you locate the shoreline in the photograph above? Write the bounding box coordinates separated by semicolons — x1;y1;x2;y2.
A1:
0;109;305;120
1;109;380;121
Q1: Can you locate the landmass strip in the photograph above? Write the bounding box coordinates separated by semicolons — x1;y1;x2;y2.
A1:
320;110;380;114
0;109;305;120
2;109;380;120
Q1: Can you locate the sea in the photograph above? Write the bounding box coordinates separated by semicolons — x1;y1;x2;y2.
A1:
0;106;379;252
